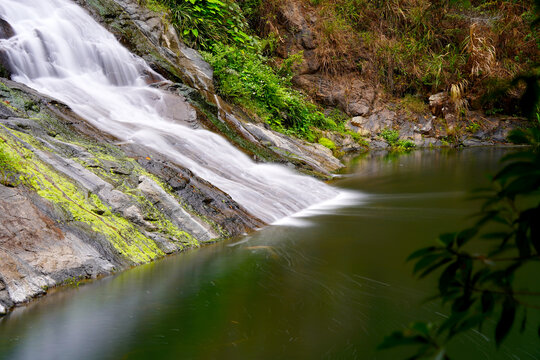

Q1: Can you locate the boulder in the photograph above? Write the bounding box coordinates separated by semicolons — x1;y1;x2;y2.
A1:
414;116;433;135
429;92;449;116
350;109;395;136
0;18;14;39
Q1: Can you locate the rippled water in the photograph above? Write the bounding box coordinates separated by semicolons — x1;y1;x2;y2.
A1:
0;148;538;360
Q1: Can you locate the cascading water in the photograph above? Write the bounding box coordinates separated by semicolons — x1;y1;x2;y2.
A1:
0;0;338;223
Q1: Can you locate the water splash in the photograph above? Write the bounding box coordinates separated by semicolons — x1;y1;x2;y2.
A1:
0;0;339;223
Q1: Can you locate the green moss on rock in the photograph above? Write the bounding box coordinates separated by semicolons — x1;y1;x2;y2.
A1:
0;125;164;264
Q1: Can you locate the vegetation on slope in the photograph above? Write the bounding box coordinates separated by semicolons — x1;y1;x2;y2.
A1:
141;0;355;142
141;0;539;146
250;0;539;115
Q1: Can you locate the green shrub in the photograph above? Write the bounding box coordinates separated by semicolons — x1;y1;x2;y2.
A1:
318;137;336;150
380;128;400;145
203;43;334;139
146;0;253;49
395;139;416;150
466;121;481;133
380;127;416;151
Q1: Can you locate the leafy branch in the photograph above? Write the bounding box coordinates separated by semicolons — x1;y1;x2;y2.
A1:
379;148;540;359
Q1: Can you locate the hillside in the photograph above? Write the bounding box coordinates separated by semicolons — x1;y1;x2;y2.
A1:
143;0;538;150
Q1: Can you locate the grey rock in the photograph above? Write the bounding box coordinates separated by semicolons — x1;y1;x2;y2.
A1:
370;140;389;149
138;176;217;242
0;104;16;119
0;17;14;39
414;116;433;135
351;109;394;136
146;233;180;254
399;122;415;138
411;133;424;145
300;29;316;50
492;127;510;142
298;50;320;74
124;205;146;224
429;92;449;116
421;137;443;147
33;149;134;214
243;122;342;174
348;102;369;116
0;184;114;307
463;138;493;146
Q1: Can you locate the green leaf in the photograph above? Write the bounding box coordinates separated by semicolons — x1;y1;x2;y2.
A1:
495;297;516;346
456;227;478;248
502;175;540;199
439;261;460;295
411;322;431;336
406;246;439;261
434;348;447;360
521;308;528;333
438;232;457;247
494;162;537;182
481;232;510;241
515;225;531;258
481;291;495;314
438;311;467;337
452;294;473;313
413;254;445;275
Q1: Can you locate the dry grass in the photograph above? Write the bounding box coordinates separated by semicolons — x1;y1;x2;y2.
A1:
450;79;469;116
466;23;497;78
249;0;538;113
314;8;362;74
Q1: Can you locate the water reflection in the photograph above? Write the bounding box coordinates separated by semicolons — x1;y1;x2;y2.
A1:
1;149;538;360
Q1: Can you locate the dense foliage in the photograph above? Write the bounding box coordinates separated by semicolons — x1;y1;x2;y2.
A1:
142;0;344;140
202;43;336;139
145;0;252;49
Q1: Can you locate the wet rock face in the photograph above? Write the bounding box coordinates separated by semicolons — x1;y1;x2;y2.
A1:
0;18;14;39
125;147;266;235
0;18;13;78
0;77;270;314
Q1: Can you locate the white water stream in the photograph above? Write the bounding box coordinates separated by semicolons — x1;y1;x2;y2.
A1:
0;0;338;223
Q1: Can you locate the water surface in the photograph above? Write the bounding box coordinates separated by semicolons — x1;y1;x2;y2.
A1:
1;148;538;360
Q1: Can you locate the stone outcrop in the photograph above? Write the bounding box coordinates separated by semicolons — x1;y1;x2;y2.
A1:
0;77;265;314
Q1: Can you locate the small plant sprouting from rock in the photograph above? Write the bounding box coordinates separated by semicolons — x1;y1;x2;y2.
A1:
63;276;85;288
380;128;416;151
465;121;481;133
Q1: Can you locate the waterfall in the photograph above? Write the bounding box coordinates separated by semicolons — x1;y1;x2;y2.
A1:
0;0;338;223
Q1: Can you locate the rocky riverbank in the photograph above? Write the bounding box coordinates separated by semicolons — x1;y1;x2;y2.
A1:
0;0;527;316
